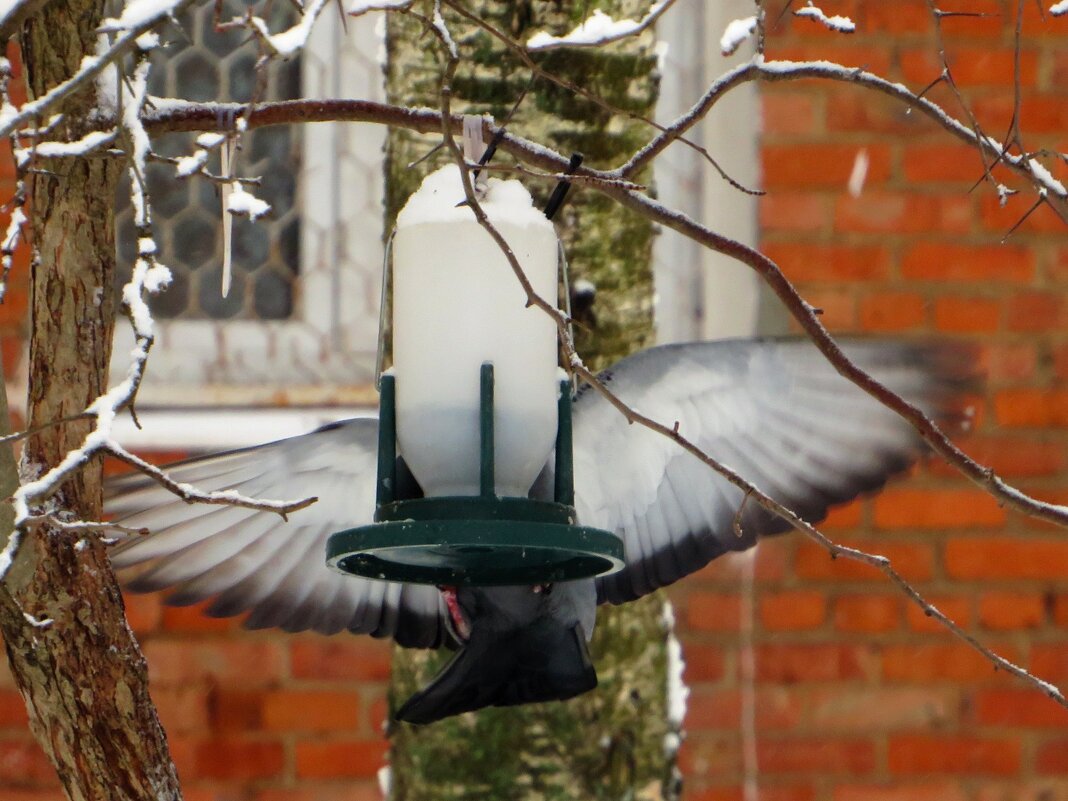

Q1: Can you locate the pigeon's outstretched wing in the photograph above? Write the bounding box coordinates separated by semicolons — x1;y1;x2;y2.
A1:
107;419;454;649
574;339;970;605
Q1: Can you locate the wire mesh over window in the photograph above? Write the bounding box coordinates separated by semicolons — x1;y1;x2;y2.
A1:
116;1;301;320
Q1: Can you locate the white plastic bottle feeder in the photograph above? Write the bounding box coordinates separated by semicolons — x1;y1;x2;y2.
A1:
326;164;623;586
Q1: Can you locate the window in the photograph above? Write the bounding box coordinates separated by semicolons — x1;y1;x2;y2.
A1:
111;7;386;408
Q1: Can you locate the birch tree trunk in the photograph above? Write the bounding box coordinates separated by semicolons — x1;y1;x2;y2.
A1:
385;4;679;799
0;4;183;799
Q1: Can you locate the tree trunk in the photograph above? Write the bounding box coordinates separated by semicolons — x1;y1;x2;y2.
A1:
385;4;679;799
0;4;183;800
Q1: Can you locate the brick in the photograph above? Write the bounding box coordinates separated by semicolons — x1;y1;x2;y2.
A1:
757;737;875;775
882;643;1019;682
836;194;971;235
888;734;1020;775
121;592;162;634
0;690;29;728
904;143;991;184
1054;344;1068;381
994;389;1068;426
933;296;1001;333
763;92;820;136
794;538;933;582
866;0;933;33
680;642;727;682
263;691;360;732
695;545;787;583
194;739;284;780
980;193;1067;235
1032;645;1068;682
686;687;802;731
762;144;891;190
794;288;856;330
208;689;264;732
901;243;1034;283
295;740;388;779
835;783;968;801
161;603;240;633
975;689;1068;727
946;538;1068;580
756;644;874;683
290;637;393;682
0;741;55;786
759;192;828;233
858;292;926;332
873;489;1005;529
978;592;1045;630
934;436;1066;479
823;500;864;530
979;343;1036;383
686;592;742;632
952;48;1039;87
973;94;1068;134
763;243;891;282
1037;738;1068;774
825;92;936;136
760;591;826;631
974;781;1068;801
1005;292;1066;332
808;687;955;730
152;686;209;735
905;594;973;633
834;594;901;633
143;640;286;686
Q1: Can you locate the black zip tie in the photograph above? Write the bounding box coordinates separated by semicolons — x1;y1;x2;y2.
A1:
543;153;583;221
471;126;506;184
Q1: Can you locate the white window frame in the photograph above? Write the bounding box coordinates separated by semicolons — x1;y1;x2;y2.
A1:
110;12;386;409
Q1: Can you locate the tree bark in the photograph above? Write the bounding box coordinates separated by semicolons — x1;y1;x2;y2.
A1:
386;4;679;799
0;4;183;800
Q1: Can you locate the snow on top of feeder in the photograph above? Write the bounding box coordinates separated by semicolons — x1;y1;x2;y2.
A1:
396;164;553;231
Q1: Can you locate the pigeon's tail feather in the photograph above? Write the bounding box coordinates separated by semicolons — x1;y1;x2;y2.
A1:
394;621;597;725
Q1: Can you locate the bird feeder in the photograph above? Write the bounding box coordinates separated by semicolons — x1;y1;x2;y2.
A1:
326;164;624;586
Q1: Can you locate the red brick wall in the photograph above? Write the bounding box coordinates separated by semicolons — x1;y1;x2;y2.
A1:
1;3;1067;799
670;2;1066;800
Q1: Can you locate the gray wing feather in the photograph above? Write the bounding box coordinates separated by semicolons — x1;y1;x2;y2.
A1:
107;418;453;649
576;338;970;605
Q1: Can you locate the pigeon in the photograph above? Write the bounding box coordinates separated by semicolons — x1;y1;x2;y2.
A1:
107;338;971;724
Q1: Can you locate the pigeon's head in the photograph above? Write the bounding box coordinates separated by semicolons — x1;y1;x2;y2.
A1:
394;583;598;725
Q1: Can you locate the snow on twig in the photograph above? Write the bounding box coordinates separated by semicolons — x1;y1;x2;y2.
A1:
1051;0;1068;16
106;446;318;519
527;0;674;51
720;16;757;56
794;3;856;33
249;0;330;57
0;0;194;140
13;129;116;167
349;0;412;15
226;182;271;220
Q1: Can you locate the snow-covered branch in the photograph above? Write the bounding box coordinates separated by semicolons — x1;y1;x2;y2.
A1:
526;0;675;51
0;0;195;140
794;3;856;33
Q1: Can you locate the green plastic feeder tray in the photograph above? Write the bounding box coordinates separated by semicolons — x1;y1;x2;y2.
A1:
326;364;624;587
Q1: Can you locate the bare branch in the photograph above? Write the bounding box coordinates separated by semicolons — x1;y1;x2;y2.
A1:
106;445;317;519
